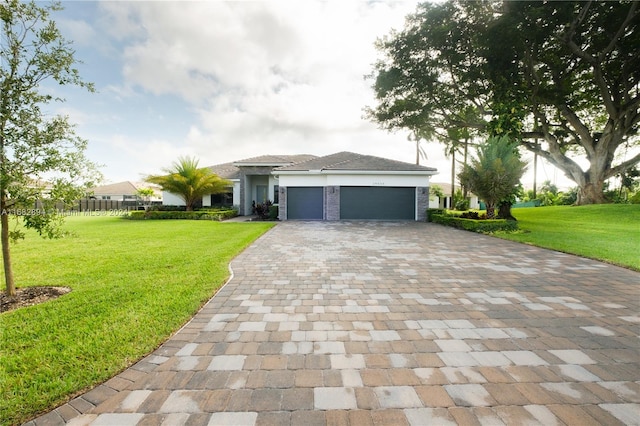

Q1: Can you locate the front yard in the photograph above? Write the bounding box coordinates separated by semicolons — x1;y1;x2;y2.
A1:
496;204;640;271
0;216;274;426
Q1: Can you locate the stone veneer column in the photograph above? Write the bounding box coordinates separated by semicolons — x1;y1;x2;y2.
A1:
416;186;429;221
325;186;340;221
278;186;287;220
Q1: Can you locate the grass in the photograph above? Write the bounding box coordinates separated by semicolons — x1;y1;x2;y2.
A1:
496;204;640;271
0;216;274;426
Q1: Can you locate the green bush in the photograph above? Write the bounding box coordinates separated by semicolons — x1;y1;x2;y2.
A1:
126;209;238;221
269;205;279;220
431;213;518;233
426;208;446;222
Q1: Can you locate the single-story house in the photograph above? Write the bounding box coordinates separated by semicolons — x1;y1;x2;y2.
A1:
162;152;438;221
274;152;437;221
89;181;162;202
430;182;480;210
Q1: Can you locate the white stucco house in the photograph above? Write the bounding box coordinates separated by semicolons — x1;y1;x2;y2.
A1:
162;152;438;221
429;182;480;210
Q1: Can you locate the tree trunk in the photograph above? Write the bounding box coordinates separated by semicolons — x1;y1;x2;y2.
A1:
577;181;608;205
486;203;496;219
1;194;16;296
497;202;517;221
450;150;455;209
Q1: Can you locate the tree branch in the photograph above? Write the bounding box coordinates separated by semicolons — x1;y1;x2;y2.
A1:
606;151;640;180
599;2;639;61
562;2;595;63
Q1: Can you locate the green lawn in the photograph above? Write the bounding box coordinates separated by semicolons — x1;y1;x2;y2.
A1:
0;216;274;426
498;204;640;271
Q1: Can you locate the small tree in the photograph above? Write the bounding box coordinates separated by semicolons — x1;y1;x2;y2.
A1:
136;187;155;210
1;0;99;296
458;136;528;219
146;156;230;211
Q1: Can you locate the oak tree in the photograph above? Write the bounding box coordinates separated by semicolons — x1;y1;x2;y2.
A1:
368;1;639;205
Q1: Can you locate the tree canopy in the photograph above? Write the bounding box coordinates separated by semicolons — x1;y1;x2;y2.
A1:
367;1;639;205
1;0;99;296
146;156;230;211
458;136;528;218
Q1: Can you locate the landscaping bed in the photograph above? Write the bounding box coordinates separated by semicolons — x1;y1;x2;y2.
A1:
126;208;238;221
427;208;518;233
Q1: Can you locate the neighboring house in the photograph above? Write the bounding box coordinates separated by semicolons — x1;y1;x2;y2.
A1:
89;181;162;203
430;182;480;210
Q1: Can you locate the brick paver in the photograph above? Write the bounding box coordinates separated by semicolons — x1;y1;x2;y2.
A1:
28;222;640;425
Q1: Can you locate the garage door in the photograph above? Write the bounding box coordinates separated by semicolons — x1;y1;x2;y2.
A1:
287;187;323;220
340;187;415;220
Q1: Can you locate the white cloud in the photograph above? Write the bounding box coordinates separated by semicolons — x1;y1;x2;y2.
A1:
49;1;576;190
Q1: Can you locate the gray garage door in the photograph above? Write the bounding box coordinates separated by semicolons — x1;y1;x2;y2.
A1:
287;187;323;220
340;187;415;220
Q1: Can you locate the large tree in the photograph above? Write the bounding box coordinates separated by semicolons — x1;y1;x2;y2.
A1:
368;1;639;205
1;0;99;296
146;156;230;211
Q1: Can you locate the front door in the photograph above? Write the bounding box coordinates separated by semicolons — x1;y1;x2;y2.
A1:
256;185;268;203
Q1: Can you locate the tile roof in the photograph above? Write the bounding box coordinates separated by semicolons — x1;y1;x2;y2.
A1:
209;155;318;179
275;151;437;173
233;154;317;166
209;162;242;180
90;181;157;196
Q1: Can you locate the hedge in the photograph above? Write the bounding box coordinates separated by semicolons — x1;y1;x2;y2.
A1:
430;212;518;233
426;208;446;222
126;209;238;221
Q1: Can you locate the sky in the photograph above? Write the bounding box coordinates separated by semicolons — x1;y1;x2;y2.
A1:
49;0;571;189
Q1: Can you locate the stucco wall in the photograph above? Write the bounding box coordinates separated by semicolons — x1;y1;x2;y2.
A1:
277;173;430;188
162;191;184;206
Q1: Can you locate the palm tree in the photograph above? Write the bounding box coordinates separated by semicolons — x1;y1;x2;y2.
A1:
146;156;230;211
458;136;528;219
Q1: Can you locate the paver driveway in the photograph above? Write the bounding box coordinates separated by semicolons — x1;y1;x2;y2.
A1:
31;222;640;425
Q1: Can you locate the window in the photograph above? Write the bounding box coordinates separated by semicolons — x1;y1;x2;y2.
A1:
211;191;233;207
274;185;279;204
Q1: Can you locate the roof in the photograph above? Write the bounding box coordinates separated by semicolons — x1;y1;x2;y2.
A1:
209;155;318;180
209;162;242;180
90;181;158;196
274;151;437;173
233;154;317;166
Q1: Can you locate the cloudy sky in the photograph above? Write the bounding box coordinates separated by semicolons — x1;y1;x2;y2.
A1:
51;0;567;188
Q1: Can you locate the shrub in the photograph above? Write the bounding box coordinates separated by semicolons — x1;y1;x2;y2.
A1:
126;209;237;221
426;208;446;222
269;205;279;220
431;213;518;233
461;211;477;219
151;205;187;211
254;200;275;220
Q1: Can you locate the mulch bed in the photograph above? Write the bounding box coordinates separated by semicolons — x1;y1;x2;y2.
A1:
0;286;71;313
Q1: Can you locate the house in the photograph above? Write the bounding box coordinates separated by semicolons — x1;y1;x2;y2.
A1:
429;182;480;210
274;152;437;221
89;181;162;202
162;152;438;221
